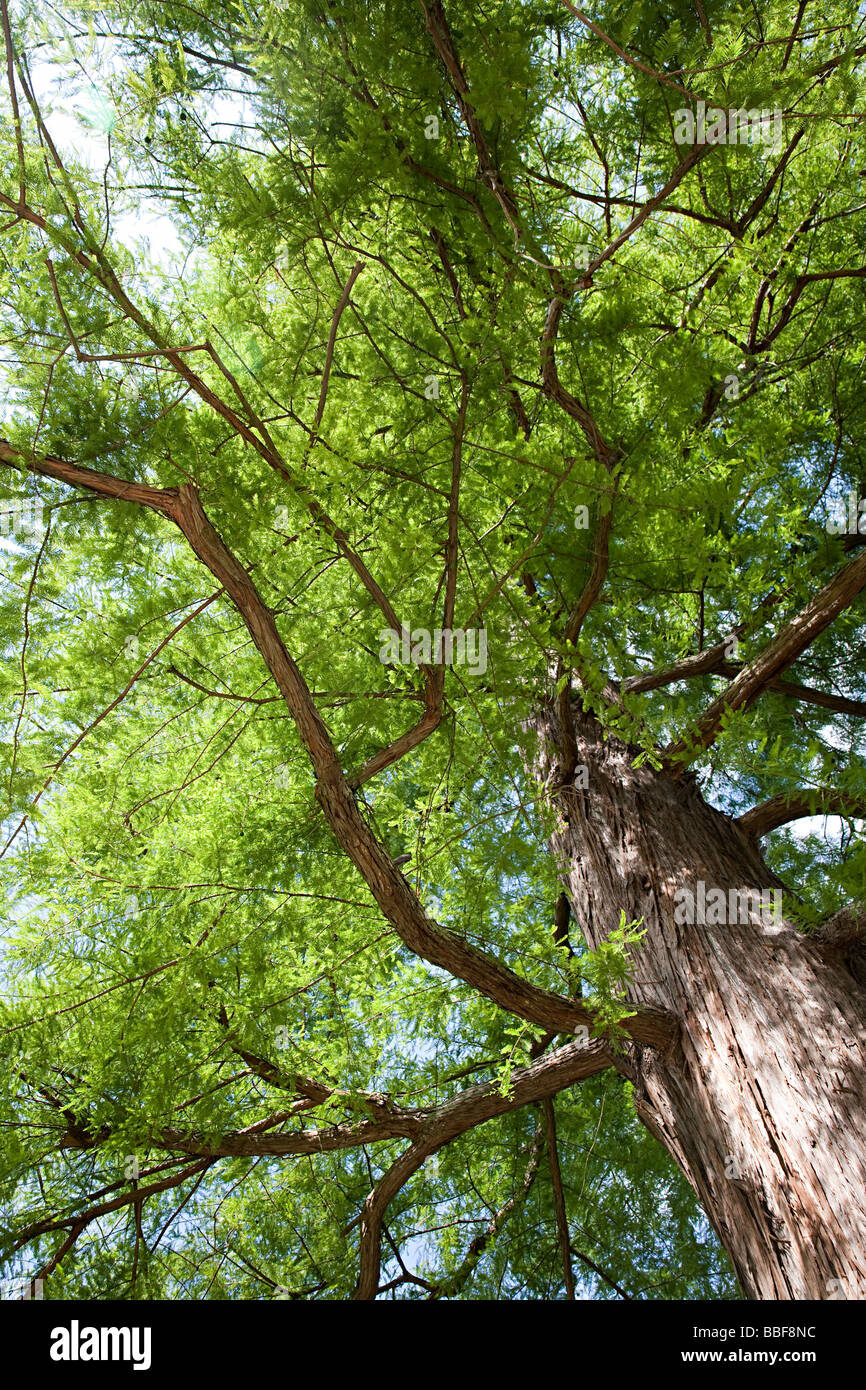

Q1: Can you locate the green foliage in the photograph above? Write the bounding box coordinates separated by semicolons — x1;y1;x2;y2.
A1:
579;913;646;1048
0;0;863;1302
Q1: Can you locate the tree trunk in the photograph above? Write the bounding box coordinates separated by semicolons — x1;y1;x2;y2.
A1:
531;702;866;1299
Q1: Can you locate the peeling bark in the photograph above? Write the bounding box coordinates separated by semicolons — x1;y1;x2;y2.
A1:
531;702;866;1299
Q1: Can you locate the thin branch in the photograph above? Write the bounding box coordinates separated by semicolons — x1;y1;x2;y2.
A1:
782;4;808;73
344;374;471;787
309;260;365;449
540;294;620;465
443;373;468;637
557;0;703;101
568;1241;634;1299
0;189;408;637
541;1097;575;1299
0;577;222;856
0;0;26;205
421;2;523;241
587;141;714;278
427;1123;545;1299
753;265;866;352
11;1160;214;1252
695;0;712;48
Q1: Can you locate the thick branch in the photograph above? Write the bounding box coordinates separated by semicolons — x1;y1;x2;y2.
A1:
354;1036;613;1299
665;545;866;764
813;903;866;953
625;651;866;718
348;688;443;788
13;455;671;1048
0;438;178;514
716;663;866;718
623;641;739;695
155;1108;426;1158
216;1012;417;1125
737;790;866;838
564;503;615;647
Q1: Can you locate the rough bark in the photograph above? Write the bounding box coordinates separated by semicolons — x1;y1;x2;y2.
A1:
531;701;866;1300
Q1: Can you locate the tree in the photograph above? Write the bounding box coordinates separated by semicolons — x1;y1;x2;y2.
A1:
1;0;864;1301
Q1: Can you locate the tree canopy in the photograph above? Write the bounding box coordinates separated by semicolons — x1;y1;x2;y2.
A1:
1;0;864;1301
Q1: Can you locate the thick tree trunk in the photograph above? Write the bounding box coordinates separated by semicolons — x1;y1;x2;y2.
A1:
531;702;866;1299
